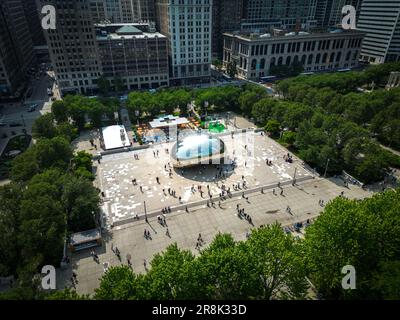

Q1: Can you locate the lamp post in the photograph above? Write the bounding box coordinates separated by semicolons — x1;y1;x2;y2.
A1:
144;201;148;223
292;167;297;186
324;158;330;178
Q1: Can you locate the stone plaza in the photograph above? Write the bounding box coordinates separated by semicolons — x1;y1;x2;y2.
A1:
97;130;313;227
58;125;374;295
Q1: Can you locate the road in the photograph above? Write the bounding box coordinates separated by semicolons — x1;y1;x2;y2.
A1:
0;72;58;156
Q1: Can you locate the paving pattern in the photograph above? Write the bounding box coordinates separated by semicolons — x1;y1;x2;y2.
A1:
97;131;313;226
58;177;373;295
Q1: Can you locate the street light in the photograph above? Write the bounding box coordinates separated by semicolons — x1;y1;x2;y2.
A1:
292;167;297;186
144;201;148;223
324;158;330;178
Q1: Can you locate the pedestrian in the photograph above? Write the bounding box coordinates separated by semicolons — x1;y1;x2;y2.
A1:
280;189;283;195
144;259;147;268
166;228;170;236
273;188;275;195
140;185;143;192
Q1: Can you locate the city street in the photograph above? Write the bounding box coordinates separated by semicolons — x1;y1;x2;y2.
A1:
0;72;57;155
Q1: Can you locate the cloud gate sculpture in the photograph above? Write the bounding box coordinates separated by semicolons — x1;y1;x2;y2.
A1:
171;134;226;168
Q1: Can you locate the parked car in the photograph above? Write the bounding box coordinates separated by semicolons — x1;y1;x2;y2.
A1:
9;122;22;127
28;104;38;112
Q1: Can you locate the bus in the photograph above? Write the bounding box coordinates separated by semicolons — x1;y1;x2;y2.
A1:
300;72;315;76
260;76;280;83
337;68;352;73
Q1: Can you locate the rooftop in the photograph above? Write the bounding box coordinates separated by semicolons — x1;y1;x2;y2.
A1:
116;25;142;35
224;28;365;41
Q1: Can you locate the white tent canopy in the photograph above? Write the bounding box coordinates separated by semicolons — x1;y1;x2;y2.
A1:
101;125;131;150
149;115;189;129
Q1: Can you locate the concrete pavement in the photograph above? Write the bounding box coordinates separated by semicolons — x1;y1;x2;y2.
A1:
57;176;373;295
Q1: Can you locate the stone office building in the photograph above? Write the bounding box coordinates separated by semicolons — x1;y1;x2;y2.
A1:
223;29;365;81
96;24;169;90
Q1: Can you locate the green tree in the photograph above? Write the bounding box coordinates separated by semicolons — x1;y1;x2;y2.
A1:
35;136;73;171
245;224;308;299
51;100;69;123
32;114;57;139
281;131;297;146
61;176;99;232
238;91;258;114
46;288;90;300
265;119;280;136
94;266;146;300
304;190;400;299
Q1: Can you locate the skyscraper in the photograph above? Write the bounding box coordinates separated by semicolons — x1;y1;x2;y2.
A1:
241;0;317;31
121;0;155;22
40;0;102;95
155;0;213;86
357;0;400;63
212;0;243;58
24;0;46;47
0;0;36;100
89;0;155;23
315;0;362;29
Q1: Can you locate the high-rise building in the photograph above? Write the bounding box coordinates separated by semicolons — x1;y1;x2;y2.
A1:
241;0;317;32
155;0;213;86
24;0;46;46
96;24;169;90
89;0;155;23
0;0;36;100
40;0;102;95
357;0;400;63
315;0;362;29
212;0;243;59
121;0;155;22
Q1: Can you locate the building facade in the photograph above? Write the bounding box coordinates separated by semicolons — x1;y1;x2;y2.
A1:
241;0;317;32
89;0;155;23
0;0;36;100
357;0;400;64
223;29;365;81
96;24;169;90
315;0;362;29
155;0;212;86
41;0;102;95
212;0;243;59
